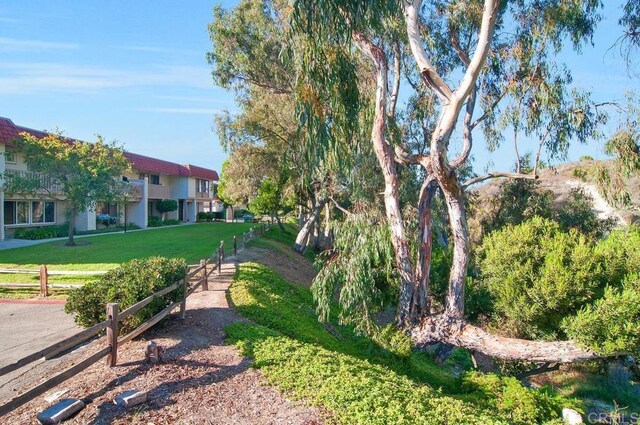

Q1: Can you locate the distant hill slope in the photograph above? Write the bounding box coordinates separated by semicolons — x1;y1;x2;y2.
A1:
472;160;640;226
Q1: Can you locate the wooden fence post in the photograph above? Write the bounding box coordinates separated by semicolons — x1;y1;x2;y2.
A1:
106;303;119;366
217;247;222;274
220;240;224;260
233;236;237;256
39;265;49;298
200;259;208;291
180;272;187;319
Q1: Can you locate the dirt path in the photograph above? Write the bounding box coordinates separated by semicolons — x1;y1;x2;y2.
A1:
1;253;324;424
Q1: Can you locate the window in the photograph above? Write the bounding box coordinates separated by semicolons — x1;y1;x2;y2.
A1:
3;202;14;225
16;202;28;224
4;151;16;164
139;173;160;184
3;201;55;225
196;179;210;193
96;202;117;216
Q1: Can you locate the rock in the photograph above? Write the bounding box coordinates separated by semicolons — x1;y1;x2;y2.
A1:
145;341;165;364
114;390;148;408
562;408;584;424
37;398;85;424
44;389;69;404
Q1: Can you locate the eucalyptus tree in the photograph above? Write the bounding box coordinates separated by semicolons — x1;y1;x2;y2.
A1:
292;0;615;362
209;0;383;252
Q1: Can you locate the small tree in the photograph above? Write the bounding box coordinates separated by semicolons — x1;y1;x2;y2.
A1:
249;178;292;231
156;199;178;221
2;131;130;245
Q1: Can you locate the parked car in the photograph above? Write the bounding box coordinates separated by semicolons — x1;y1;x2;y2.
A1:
242;213;255;223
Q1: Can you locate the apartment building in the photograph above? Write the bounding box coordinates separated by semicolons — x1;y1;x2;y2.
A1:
0;117;219;240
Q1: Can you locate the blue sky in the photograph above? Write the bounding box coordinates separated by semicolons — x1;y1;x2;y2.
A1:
0;0;238;173
0;1;637;176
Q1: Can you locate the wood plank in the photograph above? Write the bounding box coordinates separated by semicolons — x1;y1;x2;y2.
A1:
117;282;179;320
186;278;204;297
0;283;84;289
185;265;205;280
0;320;110;377
0;346;111;416
0;269;106;275
117;301;181;346
0;269;40;274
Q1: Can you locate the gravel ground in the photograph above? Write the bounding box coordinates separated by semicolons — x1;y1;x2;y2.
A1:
1;254;324;424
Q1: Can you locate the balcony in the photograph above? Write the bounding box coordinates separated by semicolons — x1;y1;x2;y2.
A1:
196;191;212;200
127;179;144;199
148;183;171;200
3;169;64;194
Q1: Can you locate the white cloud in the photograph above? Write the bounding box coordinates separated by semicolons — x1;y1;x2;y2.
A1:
0;37;78;51
117;45;198;55
154;95;234;104
137;107;221;115
0;62;213;94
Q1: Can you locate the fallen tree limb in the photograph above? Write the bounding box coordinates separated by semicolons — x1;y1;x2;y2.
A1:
410;315;608;363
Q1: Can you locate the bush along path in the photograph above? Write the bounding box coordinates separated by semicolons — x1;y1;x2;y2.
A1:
1;255;324;424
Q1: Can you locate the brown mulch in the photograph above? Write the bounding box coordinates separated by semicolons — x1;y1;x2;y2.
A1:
1;256;324;424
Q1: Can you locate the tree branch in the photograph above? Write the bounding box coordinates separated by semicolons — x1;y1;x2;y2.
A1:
329;195;351;216
403;0;454;103
449;85;477;168
454;0;500;103
388;40;402;118
462;172;538;189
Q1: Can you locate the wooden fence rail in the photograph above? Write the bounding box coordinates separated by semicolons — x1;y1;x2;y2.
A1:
0;224;270;417
0;267;107;298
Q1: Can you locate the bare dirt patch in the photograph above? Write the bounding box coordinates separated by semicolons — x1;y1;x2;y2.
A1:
237;247;316;287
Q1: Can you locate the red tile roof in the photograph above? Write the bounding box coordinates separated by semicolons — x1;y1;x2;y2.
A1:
0;117;20;148
0;116;219;181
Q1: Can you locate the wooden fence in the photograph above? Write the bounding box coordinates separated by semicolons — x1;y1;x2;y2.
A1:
0;267;106;297
0;224;269;416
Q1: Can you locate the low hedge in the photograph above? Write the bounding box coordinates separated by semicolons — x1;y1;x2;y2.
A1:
65;257;187;332
12;226;63;240
148;216;181;227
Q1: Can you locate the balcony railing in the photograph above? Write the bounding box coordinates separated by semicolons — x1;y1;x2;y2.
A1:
196;191;211;199
3;169;64;194
127;180;144;199
148;183;171;200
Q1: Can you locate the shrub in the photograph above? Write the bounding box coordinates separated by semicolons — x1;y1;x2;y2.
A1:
65;257;186;332
13;226;59;240
197;212;214;221
563;274;640;357
156;199;178;216
162;219;180;226
579;155;594;161
148;216;162;227
96;213;117;227
461;371;571;425
556;188;617;239
477;217;602;339
595;225;640;284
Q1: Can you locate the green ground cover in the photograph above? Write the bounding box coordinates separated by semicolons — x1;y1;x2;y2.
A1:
225;245;577;424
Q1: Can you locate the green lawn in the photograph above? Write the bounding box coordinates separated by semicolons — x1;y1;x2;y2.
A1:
0;223;255;271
